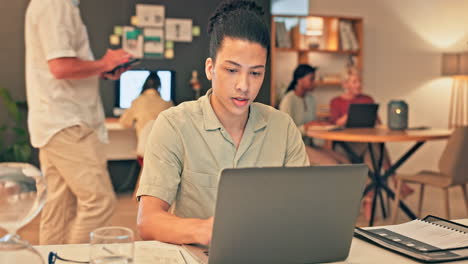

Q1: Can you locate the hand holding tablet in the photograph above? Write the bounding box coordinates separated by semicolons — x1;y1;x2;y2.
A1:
105;58;141;75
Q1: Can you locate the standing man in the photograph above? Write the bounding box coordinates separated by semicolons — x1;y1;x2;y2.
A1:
25;0;131;244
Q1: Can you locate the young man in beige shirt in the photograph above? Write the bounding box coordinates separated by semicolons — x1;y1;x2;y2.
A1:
136;0;309;246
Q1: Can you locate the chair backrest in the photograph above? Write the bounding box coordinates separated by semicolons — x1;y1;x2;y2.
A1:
439;126;468;185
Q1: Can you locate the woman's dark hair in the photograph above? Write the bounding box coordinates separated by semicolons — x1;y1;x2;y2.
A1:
207;0;270;61
286;64;317;93
141;72;161;94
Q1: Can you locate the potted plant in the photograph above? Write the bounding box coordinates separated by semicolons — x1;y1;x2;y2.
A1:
0;88;32;162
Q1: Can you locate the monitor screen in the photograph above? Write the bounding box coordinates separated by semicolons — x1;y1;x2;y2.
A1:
115;70;174;109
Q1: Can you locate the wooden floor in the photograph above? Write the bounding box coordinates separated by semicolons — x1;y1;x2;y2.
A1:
5;182;467;246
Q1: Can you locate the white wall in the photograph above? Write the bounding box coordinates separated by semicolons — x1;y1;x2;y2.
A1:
305;0;468;173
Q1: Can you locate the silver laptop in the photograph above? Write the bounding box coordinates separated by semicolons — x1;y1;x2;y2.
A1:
183;165;368;264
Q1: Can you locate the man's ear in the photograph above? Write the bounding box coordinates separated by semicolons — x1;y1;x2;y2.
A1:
205;57;214;81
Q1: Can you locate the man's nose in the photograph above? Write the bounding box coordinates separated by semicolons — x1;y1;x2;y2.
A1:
235;72;249;93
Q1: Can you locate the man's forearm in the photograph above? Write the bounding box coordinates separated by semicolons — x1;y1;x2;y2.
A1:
138;210;208;245
48;57;110;80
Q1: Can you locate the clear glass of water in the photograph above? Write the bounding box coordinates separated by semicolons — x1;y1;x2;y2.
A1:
89;226;134;264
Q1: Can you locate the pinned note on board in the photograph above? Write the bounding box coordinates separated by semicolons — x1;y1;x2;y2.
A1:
166;18;192;42
114;26;123;36
109;34;120;45
164;49;174;59
165;41;174;49
192;26;201;37
143;28;164;58
136;4;165;28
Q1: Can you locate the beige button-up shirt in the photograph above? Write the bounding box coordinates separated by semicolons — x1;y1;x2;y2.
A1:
25;0;107;147
137;89;309;219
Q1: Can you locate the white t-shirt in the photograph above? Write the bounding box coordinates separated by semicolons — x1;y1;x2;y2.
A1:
25;0;107;148
279;90;316;135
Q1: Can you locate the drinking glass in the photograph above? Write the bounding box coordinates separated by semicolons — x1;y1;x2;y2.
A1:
0;162;47;264
90;226;134;264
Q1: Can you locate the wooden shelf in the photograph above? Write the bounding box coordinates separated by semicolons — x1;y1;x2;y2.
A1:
276;47;360;55
272;14;362;20
316;81;342;87
271;14;363;106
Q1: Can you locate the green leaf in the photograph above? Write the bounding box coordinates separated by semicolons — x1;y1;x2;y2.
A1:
12;127;27;138
0;88;20;122
0;125;6;157
0;88;31;162
12;143;32;162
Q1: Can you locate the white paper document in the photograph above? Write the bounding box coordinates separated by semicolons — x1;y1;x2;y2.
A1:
384;219;468;249
122;26;143;58
166;18;193;42
136;4;165;28
136;243;188;264
143;28;164;56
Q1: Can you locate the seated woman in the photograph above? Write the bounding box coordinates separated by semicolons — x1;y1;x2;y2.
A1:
330;68;374;126
119;72;174;161
279;64;348;165
330;68;413;202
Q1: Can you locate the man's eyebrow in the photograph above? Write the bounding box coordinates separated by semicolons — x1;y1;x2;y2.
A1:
224;60;265;69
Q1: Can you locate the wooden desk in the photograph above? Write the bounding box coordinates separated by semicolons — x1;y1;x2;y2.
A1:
307;127;451;143
104;118;137;161
33;219;468;264
307;127;452;226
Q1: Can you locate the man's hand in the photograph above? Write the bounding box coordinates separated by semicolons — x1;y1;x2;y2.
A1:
47;49;131;80
100;49;132;72
100;67;128;80
191;217;214;246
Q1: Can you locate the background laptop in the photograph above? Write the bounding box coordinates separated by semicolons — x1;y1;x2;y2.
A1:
345;103;379;128
183;165;368;264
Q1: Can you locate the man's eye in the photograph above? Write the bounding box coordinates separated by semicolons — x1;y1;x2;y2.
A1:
251;71;262;76
226;68;237;73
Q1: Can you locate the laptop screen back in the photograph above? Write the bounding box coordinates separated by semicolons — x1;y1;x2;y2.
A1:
346;103;379;128
207;165;368;264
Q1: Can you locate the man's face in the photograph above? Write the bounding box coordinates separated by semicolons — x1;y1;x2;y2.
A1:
297;72;316;93
205;37;267;119
345;74;362;96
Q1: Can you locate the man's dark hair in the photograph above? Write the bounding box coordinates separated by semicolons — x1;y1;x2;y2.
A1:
207;0;270;61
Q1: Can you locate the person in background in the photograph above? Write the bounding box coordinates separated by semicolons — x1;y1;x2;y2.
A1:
330;68;375;126
330;68;413;217
119;72;174;156
25;0;131;245
280;64;349;165
136;0;308;246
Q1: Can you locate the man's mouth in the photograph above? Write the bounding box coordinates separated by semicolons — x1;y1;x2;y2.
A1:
232;97;249;107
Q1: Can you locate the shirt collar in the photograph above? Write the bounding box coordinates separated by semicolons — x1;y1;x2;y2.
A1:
201;88;267;132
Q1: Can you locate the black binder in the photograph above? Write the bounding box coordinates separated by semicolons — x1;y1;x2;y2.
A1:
354;215;468;263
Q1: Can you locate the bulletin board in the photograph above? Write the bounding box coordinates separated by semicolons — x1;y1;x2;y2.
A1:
109;4;201;60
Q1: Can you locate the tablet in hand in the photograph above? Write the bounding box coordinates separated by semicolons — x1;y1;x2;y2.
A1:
105;58;141;75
